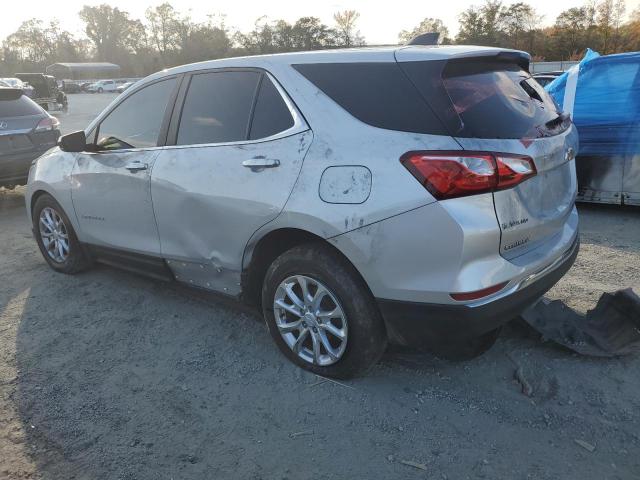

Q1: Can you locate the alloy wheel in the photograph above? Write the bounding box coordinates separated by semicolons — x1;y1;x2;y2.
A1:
273;275;348;366
39;207;70;263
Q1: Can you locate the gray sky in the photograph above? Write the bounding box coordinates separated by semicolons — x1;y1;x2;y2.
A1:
2;0;639;43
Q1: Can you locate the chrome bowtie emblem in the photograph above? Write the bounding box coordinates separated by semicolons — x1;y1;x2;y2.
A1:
565;147;575;161
0;121;7;130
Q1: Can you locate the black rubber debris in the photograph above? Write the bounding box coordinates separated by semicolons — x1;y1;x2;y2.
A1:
521;288;640;357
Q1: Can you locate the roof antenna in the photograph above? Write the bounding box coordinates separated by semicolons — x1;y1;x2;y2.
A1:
407;32;440;46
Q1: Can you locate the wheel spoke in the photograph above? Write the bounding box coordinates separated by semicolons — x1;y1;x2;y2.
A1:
296;275;312;304
317;329;339;359
317;308;341;319
292;328;309;353
284;282;304;309
311;331;322;364
320;322;346;340
278;319;302;334
311;286;328;311
275;299;302;318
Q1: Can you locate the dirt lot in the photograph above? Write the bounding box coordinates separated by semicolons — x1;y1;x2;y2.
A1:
1;94;640;479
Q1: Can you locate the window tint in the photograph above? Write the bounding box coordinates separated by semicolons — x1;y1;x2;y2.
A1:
0;95;42;117
249;76;295;140
293;62;447;135
177;71;260;145
441;61;562;139
96;78;176;150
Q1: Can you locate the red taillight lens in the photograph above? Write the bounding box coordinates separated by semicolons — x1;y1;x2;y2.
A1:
34;116;60;133
400;151;536;200
450;281;509;301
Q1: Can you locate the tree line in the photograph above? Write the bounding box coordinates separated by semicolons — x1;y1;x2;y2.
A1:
2;0;639;77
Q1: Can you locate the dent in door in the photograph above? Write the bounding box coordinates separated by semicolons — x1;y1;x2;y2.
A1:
152;130;313;295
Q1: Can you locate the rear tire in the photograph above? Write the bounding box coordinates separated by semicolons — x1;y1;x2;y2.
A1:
32;194;92;274
262;243;387;379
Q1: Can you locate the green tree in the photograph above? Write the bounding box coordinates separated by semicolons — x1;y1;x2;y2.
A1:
333;10;365;47
79;4;143;62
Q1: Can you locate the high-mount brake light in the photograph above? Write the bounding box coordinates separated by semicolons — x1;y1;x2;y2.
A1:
400;151;536;200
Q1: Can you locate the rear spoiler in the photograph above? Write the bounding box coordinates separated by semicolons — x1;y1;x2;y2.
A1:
0;88;23;101
396;46;531;72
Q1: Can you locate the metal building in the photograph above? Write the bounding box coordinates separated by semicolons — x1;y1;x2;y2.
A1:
45;62;121;80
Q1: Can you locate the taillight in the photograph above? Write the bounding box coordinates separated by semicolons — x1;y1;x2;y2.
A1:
34;116;60;133
400;151;536;200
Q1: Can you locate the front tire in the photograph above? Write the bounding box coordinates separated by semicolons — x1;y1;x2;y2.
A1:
262;243;387;379
97;87;103;93
32;194;92;274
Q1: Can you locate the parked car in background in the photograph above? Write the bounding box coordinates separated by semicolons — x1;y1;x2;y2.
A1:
1;77;35;97
14;73;67;112
86;80;117;93
60;80;82;93
27;46;579;378
532;71;563;87
0;80;9;87
116;81;136;93
0;88;60;188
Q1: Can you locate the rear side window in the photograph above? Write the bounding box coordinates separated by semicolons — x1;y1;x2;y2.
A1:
96;78;177;150
249;77;295;140
177;71;260;145
0;95;42;117
293;62;447;135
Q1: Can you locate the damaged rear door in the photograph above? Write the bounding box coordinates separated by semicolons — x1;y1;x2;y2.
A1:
151;68;311;295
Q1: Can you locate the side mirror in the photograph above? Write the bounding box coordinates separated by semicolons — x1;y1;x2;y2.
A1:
59;130;86;152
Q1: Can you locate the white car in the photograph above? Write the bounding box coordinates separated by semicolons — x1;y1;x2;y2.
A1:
86;80;117;93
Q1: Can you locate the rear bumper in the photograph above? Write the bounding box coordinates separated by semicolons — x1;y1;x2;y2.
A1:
377;236;579;346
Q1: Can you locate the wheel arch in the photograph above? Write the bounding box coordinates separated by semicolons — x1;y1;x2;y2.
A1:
241;227;373;310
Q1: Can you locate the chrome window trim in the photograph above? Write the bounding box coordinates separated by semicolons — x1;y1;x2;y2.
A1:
169;69;308;150
83;68;308;155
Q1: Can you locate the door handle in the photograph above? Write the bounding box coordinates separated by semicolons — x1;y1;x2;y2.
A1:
124;162;148;172
242;158;280;169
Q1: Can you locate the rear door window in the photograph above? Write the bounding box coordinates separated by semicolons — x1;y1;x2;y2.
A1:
0;95;42;117
96;77;177;150
249;76;295;140
177;71;260;145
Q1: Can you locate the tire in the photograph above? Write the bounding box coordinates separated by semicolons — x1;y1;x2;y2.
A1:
426;327;502;361
262;243;387;379
32;194;92;274
98;87;103;93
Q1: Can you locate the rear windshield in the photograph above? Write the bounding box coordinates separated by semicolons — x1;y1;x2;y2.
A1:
293;62;447;135
443;61;563;138
0;95;42;117
401;59;568;139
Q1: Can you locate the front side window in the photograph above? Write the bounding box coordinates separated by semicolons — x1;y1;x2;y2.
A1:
96;78;177;150
177;71;260;145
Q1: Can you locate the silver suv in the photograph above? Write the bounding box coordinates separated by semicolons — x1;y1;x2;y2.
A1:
26;46;579;378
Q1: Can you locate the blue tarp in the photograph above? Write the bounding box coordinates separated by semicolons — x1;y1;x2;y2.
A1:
546;49;640;156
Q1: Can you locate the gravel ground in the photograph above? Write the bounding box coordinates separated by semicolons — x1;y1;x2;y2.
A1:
1;94;639;480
